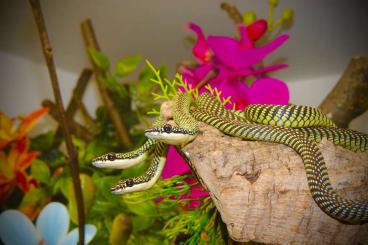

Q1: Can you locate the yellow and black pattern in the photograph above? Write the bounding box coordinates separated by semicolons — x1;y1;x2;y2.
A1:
195;92;249;123
245;104;337;128
196;93;368;153
191;108;368;223
298;127;368;153
173;92;198;134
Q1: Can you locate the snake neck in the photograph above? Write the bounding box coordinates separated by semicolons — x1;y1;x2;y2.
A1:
111;143;169;194
173;93;198;134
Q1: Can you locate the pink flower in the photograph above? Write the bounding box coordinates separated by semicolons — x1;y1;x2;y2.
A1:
162;146;191;178
162;146;208;208
181;21;290;110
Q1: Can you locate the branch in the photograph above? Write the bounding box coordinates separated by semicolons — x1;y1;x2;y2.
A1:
319;56;368;128
28;1;85;244
42;99;95;142
80;19;133;147
53;68;95;147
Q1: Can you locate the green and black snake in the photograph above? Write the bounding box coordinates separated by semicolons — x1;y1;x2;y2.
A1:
92;92;368;223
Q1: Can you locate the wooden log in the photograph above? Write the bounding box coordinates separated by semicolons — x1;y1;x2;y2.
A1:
183;122;368;244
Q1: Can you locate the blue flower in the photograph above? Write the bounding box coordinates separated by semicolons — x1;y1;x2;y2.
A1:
0;202;97;245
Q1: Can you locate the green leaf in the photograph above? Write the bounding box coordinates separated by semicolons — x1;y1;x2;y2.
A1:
30;131;54;152
125;199;157;216
110;214;132;244
104;75;127;98
20;187;48;207
120;160;148;178
31;159;50;183
136;66;155;98
132;215;154;232
115;55;142;77
52;175;70;197
89;49;110;71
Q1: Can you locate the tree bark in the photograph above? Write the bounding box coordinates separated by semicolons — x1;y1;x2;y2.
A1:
319;56;368;128
183;122;368;245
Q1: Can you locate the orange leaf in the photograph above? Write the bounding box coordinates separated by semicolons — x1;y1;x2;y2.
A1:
0;112;17;150
16;171;31;192
17;107;49;139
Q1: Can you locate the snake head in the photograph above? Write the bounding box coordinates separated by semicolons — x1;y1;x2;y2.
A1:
92;150;148;169
145;124;197;145
110;178;138;194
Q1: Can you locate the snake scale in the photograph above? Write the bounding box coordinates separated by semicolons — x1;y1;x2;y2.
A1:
92;92;368;223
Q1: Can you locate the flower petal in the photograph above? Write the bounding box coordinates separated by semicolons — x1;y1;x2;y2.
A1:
17;108;49;140
58;225;97;245
162;146;191;179
246;19;268;41
212;79;250;110
253;64;288;75
187;22;211;62
208;34;289;70
244;77;289;105
36;202;69;245
238;24;253;49
0;210;41;245
207;35;240;69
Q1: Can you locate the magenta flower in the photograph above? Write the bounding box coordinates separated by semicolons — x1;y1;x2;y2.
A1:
181;21;290;109
162;146;191;179
162;21;290;207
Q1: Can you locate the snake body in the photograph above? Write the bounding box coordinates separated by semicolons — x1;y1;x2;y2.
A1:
93;92;368;222
196;92;368;153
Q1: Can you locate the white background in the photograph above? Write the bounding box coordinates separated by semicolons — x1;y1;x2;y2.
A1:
0;0;367;132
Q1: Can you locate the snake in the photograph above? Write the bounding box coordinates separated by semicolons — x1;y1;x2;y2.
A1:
196;92;368;153
93;92;368;222
146;92;368;223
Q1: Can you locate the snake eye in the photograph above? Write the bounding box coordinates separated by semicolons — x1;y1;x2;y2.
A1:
107;153;116;161
163;124;172;133
126;179;134;187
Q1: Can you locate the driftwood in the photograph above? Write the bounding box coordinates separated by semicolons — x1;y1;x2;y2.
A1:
319;56;368;128
182;122;368;245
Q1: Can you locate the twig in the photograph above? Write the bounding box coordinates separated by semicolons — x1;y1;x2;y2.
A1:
81;19;133;147
73;95;99;133
42;99;95;142
319;56;368;128
67;68;93;117
53;68;94;147
28;0;85;244
220;2;243;24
